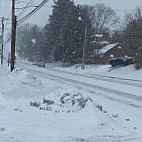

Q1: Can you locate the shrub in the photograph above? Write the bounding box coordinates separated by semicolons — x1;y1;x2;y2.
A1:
135;47;142;69
135;64;142;70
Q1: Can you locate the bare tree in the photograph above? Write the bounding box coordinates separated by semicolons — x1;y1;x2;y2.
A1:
82;3;119;34
16;24;44;62
124;7;142;25
122;7;142;67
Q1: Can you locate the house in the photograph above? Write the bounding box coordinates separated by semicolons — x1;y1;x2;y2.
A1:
87;32;129;64
87;41;128;64
99;43;129;64
95;33;110;42
87;33;110;64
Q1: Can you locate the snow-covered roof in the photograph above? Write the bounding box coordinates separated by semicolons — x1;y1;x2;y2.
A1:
90;40;110;46
99;41;110;44
101;43;118;54
95;34;103;38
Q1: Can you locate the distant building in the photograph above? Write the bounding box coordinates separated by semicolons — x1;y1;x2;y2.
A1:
99;43;128;64
87;33;110;64
88;38;128;64
95;33;110;42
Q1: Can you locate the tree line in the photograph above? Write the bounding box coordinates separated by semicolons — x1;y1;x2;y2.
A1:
16;0;142;68
112;8;142;68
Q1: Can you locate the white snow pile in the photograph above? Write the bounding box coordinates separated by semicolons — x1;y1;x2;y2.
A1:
0;64;139;142
30;88;96;113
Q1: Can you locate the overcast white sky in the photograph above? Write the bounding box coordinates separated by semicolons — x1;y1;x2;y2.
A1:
0;0;142;28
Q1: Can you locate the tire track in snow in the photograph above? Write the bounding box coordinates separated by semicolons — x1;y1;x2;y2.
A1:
47;68;142;88
17;64;142;108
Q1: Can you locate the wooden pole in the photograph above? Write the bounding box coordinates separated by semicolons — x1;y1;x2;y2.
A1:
82;24;87;69
1;17;4;65
11;0;15;71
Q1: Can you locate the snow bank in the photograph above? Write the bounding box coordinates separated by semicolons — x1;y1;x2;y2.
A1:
0;63;139;142
30;88;95;113
56;63;142;81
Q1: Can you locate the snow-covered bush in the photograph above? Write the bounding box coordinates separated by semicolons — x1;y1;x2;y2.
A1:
43;99;54;105
135;63;141;70
30;101;40;107
135;47;142;69
78;98;93;109
30;90;94;113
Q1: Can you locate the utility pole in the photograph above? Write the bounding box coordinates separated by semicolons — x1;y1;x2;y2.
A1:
1;17;4;65
11;0;15;71
81;24;87;70
14;15;17;62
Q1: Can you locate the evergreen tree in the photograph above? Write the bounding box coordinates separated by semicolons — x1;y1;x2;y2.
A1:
45;0;93;64
123;19;142;55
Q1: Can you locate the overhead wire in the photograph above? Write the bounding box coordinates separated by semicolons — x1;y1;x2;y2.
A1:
17;0;50;26
0;0;12;47
4;0;49;45
3;0;10;34
4;0;9;17
15;0;139;26
114;9;137;12
4;9;12;34
0;0;1;12
16;0;28;5
1;0;139;47
17;0;35;18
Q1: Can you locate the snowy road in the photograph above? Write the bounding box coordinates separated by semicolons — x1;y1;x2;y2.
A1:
15;61;142;142
17;61;142;107
50;67;142;88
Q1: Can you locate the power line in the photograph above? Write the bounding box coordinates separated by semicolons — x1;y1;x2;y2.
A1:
114;9;137;12
4;31;11;45
16;4;52;9
18;0;49;22
17;0;35;18
17;0;50;25
16;0;29;5
4;0;9;17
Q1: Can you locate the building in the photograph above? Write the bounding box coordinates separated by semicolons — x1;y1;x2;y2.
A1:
88;39;128;64
99;43;128;64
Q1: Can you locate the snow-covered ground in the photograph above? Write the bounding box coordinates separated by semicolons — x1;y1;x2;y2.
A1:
48;62;142;81
0;61;142;142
